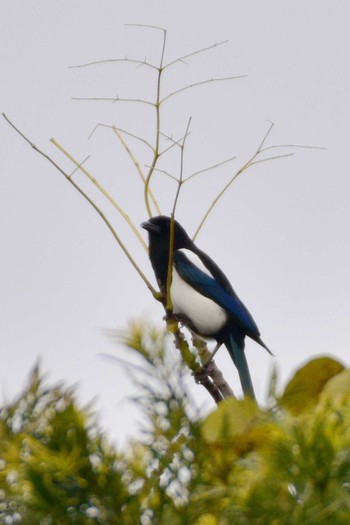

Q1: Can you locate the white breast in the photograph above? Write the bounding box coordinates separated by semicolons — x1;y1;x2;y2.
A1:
170;268;227;336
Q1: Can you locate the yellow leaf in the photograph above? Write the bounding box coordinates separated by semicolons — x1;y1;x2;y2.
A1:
201;397;261;451
319;369;350;405
194;514;218;525
280;357;344;414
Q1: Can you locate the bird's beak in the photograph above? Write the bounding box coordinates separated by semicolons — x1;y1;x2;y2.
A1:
141;220;160;233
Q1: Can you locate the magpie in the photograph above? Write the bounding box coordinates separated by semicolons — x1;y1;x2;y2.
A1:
141;215;272;399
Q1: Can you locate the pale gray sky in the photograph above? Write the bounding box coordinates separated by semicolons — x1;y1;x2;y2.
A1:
1;0;350;445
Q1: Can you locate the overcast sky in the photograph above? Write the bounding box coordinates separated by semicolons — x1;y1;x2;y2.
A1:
1;0;350;446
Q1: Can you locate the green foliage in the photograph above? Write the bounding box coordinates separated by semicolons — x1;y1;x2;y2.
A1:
0;367;129;524
1;328;349;524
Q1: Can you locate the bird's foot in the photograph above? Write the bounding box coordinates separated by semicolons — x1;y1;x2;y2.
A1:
201;342;222;368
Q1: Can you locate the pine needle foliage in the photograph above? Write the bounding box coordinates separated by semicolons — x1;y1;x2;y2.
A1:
1;327;350;524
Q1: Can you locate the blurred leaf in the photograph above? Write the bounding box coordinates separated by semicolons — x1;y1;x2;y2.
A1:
194;514;218;525
280;357;344;414
202;397;261;444
319;369;350;405
2;335;350;524
200;397;272;457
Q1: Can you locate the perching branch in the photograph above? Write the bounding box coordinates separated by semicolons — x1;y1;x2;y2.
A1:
168;317;233;404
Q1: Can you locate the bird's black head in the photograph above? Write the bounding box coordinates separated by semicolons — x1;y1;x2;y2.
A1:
141;215;192;250
141;216;193;285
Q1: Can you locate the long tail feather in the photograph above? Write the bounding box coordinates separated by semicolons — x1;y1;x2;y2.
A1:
225;334;255;399
255;336;274;356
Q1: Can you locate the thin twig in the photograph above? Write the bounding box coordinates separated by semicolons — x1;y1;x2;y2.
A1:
143;28;167;218
111;126;155;152
112;127;162;215
2;113;157;297
159;131;190;156
125;23;166;32
159;130;188;145
161;75;247;104
88;123;155;152
192;121;283;240
165;118;192;312
184;155;237;183
72;96;155;107
249;152;294;168
69;155;91;177
50;138;148;252
172;117;192;215
145;166;178;182
262;143;327;152
257;120;275;150
69;57;158;71
164;40;229;70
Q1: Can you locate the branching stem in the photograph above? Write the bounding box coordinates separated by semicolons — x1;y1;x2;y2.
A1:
143;28;167;218
112;127;161;215
50;138;148;251
192;121;312;240
2;113;158;298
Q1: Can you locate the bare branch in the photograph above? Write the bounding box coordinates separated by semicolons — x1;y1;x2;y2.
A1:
161;75;247;104
206;360;236;399
193;121;299;240
145;166;178;182
143;28;167;218
164;40;229;70
171;117;192;215
69;57;158;71
68;155;91;177
158;130;191;156
112;127;147;182
50;138;148;252
193;367;225;403
163;119;193;313
184;155;237;183
2;113;158;297
257;119;275;151
125;23;166;33
250;152;294;167
262;143;327;152
168;319;229;404
71;96;155;107
111;126;155;152
112;127;162;215
88;123;155;152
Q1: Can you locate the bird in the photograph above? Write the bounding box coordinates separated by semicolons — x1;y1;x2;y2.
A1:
141;215;272;399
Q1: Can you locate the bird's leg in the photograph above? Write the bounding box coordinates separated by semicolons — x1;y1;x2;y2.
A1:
203;342;222;368
164;311;192;327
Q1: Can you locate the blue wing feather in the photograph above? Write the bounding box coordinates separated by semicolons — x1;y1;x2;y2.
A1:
174;251;260;337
